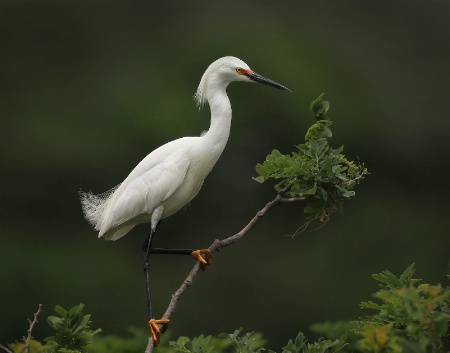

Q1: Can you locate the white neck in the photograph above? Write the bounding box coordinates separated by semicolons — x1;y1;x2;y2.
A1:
202;84;232;153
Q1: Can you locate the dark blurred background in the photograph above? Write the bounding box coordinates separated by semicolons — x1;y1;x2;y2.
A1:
1;0;449;349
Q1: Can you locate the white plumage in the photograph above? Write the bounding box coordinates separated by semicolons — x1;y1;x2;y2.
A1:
80;56;290;241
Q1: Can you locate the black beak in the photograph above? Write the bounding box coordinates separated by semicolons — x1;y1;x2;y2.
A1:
246;72;291;92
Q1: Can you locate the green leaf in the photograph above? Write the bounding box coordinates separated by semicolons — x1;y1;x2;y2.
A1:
398;262;419;286
341;190;355;198
68;303;85;318
255;164;267;176
253;175;265;183
47;316;64;330
73;314;91;334
372;270;403;289
310;93;330;120
282;332;306;353
53;305;68;317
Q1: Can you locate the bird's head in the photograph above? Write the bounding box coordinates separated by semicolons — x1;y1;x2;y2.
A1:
195;56;291;108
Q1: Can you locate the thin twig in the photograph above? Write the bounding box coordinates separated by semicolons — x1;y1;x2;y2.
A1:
24;304;43;353
0;344;13;353
144;192;306;353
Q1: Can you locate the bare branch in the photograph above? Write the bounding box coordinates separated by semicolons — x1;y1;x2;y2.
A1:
144;193;306;353
145;338;153;353
0;344;13;353
24;304;43;353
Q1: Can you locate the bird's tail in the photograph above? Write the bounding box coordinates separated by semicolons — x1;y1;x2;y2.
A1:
79;185;120;230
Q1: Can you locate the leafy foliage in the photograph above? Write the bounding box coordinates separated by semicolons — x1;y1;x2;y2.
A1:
356;263;450;352
312;263;450;353
281;332;346;353
8;339;49;353
167;329;345;353
44;304;101;353
254;94;368;232
168;332;237;353
4;265;449;353
88;326;149;353
219;329;267;353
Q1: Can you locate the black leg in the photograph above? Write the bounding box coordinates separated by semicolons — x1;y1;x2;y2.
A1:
143;222;210;347
141;221;200;257
142;221;162;252
151;248;195;255
141;226;213;321
150;247;213;272
143;227;155;320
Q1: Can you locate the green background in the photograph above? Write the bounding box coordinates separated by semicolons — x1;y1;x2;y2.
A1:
1;0;449;349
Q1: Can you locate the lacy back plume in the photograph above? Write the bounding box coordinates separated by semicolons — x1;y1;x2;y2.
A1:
79;185;120;229
194;86;206;109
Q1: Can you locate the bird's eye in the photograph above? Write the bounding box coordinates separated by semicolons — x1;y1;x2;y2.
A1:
235;67;244;75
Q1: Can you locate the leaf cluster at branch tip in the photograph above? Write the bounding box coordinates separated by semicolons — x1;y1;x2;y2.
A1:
254;94;368;233
45;304;101;353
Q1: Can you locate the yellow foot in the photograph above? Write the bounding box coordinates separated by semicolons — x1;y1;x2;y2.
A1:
148;318;170;346
191;249;213;271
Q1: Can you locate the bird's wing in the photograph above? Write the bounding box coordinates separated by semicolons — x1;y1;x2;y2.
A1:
99;149;190;237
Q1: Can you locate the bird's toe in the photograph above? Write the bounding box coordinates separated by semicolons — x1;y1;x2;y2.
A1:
191;249;213;271
148;318;170;346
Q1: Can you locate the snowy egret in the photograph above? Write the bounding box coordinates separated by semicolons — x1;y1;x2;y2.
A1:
80;56;290;345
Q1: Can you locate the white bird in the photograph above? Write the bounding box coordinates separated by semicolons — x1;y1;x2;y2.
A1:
79;56;290;345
